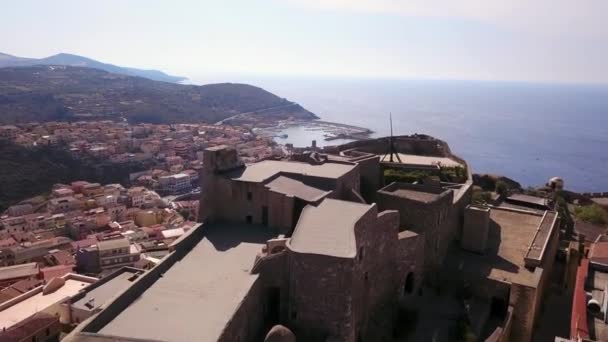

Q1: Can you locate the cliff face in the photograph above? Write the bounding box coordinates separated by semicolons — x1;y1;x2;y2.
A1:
0;65;317;124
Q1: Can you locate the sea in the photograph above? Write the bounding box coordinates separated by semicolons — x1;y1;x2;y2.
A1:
189;75;608;192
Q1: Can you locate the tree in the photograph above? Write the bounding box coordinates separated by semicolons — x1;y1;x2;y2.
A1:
495;180;509;197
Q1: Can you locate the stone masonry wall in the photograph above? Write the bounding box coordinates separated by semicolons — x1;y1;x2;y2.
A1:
288;252;356;341
218;277;268;342
377;186;454;283
352;208;401;342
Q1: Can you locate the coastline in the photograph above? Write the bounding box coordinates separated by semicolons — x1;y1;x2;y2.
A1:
256;118;373;144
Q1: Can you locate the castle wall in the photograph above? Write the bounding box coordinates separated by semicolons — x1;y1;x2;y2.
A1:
397;231;424;298
352;209;401;341
377;184;454;282
218;278;268;342
509;270;542;342
354;155;381;203
288;252;356;341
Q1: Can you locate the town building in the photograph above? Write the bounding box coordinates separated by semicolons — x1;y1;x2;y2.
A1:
158;173;192;195
569;235;608;342
444;205;560;342
96;238;140;271
0;273;97;341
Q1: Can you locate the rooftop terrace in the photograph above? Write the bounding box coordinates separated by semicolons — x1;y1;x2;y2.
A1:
378;182;446;203
446;208;549;287
229;160;356;183
380;153;462;168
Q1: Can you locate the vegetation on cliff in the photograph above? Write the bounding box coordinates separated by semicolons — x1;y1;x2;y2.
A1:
573;203;608;225
0;65;317;124
0;141;147;212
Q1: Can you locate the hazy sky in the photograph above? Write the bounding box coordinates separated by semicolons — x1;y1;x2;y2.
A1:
2;0;607;83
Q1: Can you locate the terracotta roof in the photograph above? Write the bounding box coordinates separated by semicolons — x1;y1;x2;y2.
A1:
10;279;43;293
0;312;57;342
50;250;76;265
575;221;608;243
0;288;21;299
0;238;17;248
40;265;75;281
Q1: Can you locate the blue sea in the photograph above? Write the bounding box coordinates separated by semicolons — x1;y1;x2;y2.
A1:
191;75;608;192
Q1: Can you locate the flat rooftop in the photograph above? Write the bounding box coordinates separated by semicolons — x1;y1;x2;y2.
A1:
289;199;372;258
446;208;546;287
379;182;445;203
97;223;272;342
380;153;461;168
72;270;140;312
390;188;440;202
229;160;356;183
265;175;330;202
0;278;92;330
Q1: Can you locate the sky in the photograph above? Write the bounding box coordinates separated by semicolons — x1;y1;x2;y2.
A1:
2;0;608;84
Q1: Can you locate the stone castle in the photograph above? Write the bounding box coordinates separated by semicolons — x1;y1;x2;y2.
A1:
64;135;560;342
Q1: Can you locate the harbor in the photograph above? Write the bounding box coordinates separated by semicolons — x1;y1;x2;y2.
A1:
255;119;373;147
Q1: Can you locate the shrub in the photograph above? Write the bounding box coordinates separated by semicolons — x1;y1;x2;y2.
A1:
472;191;492;204
495;180;509;196
574;204;608;225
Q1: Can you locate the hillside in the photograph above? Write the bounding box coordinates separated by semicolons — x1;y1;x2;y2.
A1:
0;141;153;212
0;65;318;124
0;52;186;83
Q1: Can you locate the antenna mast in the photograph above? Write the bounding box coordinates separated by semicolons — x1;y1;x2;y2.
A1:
388;112;402;163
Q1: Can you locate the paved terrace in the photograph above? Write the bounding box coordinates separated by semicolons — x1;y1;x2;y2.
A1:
380;153;462;168
446;207;546;287
229;160;356;183
96;223;272;342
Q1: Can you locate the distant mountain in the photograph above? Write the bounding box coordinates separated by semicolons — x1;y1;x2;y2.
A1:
0;52;187;83
0;65;318;124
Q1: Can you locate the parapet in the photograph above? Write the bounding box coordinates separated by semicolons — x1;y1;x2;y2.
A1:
524;210;559;268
